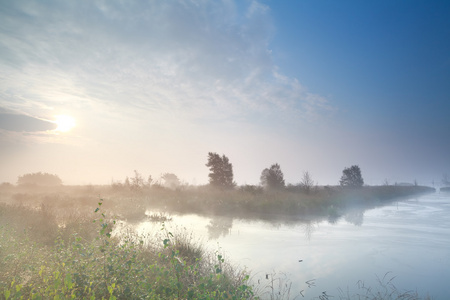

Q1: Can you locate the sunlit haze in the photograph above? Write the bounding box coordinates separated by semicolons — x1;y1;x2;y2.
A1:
0;1;449;186
54;115;76;133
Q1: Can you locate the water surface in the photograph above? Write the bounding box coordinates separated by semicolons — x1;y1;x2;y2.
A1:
135;192;450;299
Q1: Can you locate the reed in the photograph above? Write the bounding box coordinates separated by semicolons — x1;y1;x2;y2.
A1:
0;184;436;299
0;199;255;299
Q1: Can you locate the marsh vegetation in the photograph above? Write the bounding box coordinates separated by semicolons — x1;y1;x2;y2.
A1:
0;181;438;299
0;197;254;299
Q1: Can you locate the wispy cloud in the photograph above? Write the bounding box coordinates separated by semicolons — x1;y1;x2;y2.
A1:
0;0;332;129
0;111;56;132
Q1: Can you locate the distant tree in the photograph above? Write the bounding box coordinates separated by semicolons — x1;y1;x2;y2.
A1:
124;176;131;188
147;175;153;187
130;170;145;190
260;163;285;189
339;165;364;188
161;173;180;189
115;171;150;190
299;171;315;194
17;172;62;186
206;152;235;189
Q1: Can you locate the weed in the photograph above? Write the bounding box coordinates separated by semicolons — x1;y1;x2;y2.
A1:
0;198;257;299
147;212;173;222
338;272;431;300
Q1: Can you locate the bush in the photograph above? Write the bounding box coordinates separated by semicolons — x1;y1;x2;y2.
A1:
17;172;62;186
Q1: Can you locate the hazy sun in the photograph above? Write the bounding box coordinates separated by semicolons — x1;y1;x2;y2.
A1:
54;115;76;132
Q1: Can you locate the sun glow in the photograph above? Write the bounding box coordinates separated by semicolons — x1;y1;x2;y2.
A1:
54;115;76;132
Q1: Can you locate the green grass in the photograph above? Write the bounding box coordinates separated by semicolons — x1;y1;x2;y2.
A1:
0;200;255;299
0;184;436;299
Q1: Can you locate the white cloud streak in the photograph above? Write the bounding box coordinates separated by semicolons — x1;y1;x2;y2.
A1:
0;0;332;128
0;0;339;185
0;1;446;186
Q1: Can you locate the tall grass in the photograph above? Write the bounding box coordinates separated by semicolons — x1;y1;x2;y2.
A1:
0;184;436;299
0;199;255;299
338;272;432;300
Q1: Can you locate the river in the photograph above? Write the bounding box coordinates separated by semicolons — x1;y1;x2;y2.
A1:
132;191;450;299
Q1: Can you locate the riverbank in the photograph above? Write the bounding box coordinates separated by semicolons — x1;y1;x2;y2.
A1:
0;184;436;299
0;184;435;223
0;200;255;299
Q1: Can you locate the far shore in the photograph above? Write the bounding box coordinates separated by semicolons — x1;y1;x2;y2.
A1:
0;183;436;224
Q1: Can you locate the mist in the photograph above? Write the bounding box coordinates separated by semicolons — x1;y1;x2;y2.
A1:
1;1;450;298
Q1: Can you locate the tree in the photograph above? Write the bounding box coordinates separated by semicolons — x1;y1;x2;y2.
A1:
206;152;235;189
147;175;154;187
339;165;364;188
260;163;285;189
299;171;315;194
130;170;145;190
114;171;152;190
161;173;180;189
124;176;131;188
17;172;62;186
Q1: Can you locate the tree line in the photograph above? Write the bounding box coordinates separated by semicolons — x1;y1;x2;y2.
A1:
206;152;364;190
13;153;364;189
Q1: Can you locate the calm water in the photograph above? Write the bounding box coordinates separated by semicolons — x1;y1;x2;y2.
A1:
133;191;450;299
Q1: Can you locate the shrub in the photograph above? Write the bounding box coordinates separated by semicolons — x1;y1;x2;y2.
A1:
17;172;62;186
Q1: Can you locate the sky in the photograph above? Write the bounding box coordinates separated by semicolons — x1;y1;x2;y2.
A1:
1;0;449;186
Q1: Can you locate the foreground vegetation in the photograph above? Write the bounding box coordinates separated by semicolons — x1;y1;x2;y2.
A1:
0;184;436;299
0;200;255;299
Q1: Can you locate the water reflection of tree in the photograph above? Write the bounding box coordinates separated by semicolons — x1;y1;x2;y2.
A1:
344;209;364;226
302;222;315;240
206;217;233;240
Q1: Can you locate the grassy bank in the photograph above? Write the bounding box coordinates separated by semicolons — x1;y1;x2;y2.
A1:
110;184;435;223
0;184;436;299
110;184;436;221
0;200;255;299
0;184;436;224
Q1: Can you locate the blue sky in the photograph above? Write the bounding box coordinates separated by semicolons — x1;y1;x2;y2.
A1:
0;0;449;186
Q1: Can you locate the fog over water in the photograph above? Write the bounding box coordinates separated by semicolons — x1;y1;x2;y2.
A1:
131;191;450;299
